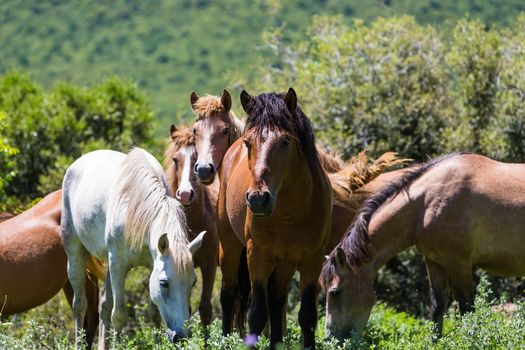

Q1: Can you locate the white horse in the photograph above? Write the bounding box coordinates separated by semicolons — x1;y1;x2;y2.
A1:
61;148;205;349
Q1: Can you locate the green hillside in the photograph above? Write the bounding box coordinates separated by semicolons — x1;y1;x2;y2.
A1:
1;0;524;134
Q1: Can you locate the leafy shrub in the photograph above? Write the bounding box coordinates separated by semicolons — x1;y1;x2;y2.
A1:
247;14;525;164
0;71;155;207
3;278;524;349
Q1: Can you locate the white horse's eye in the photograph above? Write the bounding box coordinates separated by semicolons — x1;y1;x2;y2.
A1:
160;279;169;288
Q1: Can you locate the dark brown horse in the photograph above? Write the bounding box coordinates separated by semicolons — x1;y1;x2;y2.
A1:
321;153;525;339
217;89;332;349
190;89;244;184
164;124;219;327
0;190;101;349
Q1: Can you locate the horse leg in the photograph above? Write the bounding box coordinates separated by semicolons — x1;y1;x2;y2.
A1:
298;255;323;350
108;250;128;334
84;274;99;349
63;237;89;349
449;266;474;314
63;278;99;350
268;264;294;349
424;258;450;337
98;273;113;350
198;246;218;328
246;244;275;343
219;239;244;335
236;247;251;336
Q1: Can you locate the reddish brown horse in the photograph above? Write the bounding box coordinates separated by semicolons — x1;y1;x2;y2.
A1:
217;89;332;349
0;190;101;349
190;89;244;184
321;153;525;340
164;124;219;327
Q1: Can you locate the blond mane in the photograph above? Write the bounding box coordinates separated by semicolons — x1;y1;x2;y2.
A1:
329;151;411;209
317;144;344;173
191;94;244;143
110;148;193;275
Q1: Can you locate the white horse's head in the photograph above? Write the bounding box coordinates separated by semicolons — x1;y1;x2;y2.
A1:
149;231;205;342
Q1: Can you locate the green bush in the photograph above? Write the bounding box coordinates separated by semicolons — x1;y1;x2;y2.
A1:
0;71;155;207
247;14;525;163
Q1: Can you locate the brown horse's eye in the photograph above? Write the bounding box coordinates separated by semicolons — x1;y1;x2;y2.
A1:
192;128;197;135
282;137;290;146
329;288;341;298
173;157;179;166
222;127;229;135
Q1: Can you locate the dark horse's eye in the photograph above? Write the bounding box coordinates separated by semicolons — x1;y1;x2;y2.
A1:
329;288;341;298
222;127;229;135
192;127;197;135
282;136;290;146
160;279;169;288
243;138;250;150
172;157;179;165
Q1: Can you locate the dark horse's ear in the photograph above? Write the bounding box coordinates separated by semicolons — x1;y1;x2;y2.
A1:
240;90;252;113
190;91;199;108
335;247;347;268
283;87;297;114
170;124;177;140
221;89;232;112
158;233;169;255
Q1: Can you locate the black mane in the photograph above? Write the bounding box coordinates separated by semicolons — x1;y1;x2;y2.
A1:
321;152;466;287
243;92;320;171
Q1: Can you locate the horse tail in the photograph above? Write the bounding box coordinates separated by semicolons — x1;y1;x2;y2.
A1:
233;247;251;335
329;151;411;208
85;255;107;281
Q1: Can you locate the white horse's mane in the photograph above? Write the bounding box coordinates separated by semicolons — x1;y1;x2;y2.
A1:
110;147;192;274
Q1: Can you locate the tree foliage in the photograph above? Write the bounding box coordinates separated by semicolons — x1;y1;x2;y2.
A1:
248;14;525;162
1;1;524;131
0;72;154;205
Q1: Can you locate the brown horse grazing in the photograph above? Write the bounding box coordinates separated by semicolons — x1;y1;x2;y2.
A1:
0;190;101;349
321;152;525;340
164;124;219;327
217;88;332;349
190;89;244;184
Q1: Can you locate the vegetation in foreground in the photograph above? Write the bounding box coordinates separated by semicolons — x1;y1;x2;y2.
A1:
1;277;525;349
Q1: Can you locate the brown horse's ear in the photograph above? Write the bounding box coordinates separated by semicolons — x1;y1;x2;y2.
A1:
240;90;252;113
158;233;169;255
190;91;199;108
221;89;232;112
170;124;177;140
283;87;297;114
335;247;347;268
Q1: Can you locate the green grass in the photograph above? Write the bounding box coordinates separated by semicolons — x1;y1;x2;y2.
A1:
2;276;525;349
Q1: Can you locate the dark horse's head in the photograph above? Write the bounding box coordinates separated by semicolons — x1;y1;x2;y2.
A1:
240;88;320;217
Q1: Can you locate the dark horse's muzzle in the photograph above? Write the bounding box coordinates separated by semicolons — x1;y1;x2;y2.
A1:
246;190;273;216
194;162;215;184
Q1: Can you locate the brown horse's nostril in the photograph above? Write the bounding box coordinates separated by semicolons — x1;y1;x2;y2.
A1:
195;163;215;182
246;190;273;216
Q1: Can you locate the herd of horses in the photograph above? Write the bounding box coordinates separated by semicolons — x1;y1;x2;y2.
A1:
1;87;524;349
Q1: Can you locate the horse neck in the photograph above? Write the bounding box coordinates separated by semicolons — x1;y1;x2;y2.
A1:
183;186;210;227
276;153;324;218
368;192;420;273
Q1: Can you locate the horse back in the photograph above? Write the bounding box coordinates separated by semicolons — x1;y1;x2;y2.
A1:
413;154;525;276
61;150;126;259
0;191;67;315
